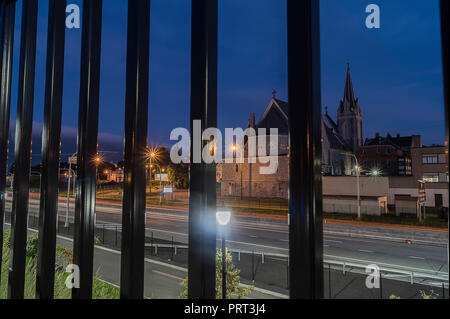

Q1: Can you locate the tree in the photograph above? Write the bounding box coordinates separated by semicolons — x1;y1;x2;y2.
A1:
167;163;189;189
179;249;253;299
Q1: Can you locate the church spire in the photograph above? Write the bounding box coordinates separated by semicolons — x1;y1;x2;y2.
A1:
343;61;355;105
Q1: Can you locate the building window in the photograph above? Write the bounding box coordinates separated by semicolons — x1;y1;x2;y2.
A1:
423;174;439;183
422;155;438;164
386;148;391;154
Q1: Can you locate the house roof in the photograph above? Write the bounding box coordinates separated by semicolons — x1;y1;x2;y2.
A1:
253;97;350;151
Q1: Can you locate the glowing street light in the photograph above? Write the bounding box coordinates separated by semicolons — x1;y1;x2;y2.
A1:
216;210;231;226
146;147;161;193
216;207;231;299
371;169;381;177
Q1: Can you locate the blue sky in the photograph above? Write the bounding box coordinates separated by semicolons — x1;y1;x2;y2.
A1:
6;0;446;164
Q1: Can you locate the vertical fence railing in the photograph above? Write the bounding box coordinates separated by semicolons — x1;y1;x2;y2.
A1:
440;0;450;279
36;0;66;299
8;0;38;299
0;0;16;287
287;0;324;299
188;0;218;299
72;0;103;299
120;0;150;299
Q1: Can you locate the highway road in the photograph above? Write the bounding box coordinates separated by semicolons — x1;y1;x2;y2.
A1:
5;196;449;276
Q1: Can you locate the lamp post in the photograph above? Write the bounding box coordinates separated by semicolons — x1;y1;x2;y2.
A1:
65;152;77;227
216;208;231;299
232;144;243;200
148;151;156;193
342;153;361;221
152;163;163;204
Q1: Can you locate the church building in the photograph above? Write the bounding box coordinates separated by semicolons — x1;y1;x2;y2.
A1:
220;63;363;198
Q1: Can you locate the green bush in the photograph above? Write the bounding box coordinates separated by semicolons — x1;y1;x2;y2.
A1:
1;230;119;299
179;249;253;299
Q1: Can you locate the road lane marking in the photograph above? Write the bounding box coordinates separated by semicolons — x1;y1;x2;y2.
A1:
358;249;374;253
249;235;258;239
152;270;185;282
409;256;425;260
279;239;289;242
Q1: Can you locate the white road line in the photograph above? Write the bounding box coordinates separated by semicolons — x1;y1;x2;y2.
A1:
279;239;289;242
409;256;426;260
358;249;374;253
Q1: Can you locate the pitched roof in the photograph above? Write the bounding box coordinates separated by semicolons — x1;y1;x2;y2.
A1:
273;98;289;117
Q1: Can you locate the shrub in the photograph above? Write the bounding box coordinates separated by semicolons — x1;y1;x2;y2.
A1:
179;249;253;299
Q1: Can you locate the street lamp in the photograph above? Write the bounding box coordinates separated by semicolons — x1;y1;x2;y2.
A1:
341;153;361;221
232;144;243;200
146;148;159;193
216;208;231;299
152;163;163;204
371;169;381;177
65;152;77;228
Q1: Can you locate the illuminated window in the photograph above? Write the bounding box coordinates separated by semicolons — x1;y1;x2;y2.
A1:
422;155;438;164
423;174;439;183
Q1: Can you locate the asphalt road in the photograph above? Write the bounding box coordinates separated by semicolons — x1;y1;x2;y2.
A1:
5;197;449;276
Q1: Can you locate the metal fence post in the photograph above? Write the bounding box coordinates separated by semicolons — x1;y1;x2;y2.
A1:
7;0;38;299
0;0;16;287
120;0;150;300
287;0;324;299
36;0;66;299
379;272;383;299
329;264;332;299
72;0;103;300
188;0;218;299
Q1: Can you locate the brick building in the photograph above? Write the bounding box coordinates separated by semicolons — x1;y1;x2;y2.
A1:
390;144;449;208
355;133;422;176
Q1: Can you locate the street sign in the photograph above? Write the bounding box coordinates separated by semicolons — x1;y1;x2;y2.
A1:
163;186;173;194
418;181;426;204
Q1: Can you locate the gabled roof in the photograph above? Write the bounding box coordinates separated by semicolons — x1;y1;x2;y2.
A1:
256;98;288;128
252;97;350;152
273;98;289;117
323;112;338;132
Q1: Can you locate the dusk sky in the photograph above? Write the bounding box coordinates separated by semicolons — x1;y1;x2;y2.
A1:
6;0;446;164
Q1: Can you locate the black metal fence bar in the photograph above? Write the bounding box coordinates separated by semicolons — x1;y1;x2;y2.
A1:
440;0;450;277
0;0;16;286
287;0;324;299
120;0;150;299
72;0;103;299
36;0;66;299
8;0;38;299
188;0;218;299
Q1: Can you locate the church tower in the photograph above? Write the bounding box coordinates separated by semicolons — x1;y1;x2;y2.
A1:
337;63;363;152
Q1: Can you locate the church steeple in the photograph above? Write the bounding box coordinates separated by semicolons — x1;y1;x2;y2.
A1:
343;62;356;105
337;62;363;152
